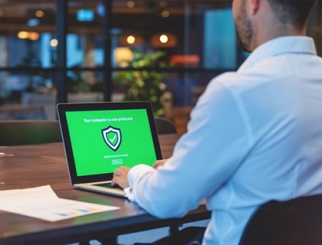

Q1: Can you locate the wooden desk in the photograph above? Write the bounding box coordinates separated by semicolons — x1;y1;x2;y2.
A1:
0;134;210;245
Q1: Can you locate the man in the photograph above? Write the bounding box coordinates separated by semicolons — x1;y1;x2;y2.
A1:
112;0;322;244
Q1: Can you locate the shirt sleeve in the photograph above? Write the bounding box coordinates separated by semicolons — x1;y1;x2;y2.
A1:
127;77;252;219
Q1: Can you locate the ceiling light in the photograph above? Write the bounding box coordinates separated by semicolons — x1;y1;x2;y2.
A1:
159;34;168;43
151;33;177;47
120;34;144;46
127;1;135;8
29;32;39;41
50;39;58;47
127;35;135;44
35;10;44;18
17;31;29;39
161;10;170;18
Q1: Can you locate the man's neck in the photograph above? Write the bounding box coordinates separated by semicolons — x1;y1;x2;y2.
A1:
249;0;307;52
252;24;306;51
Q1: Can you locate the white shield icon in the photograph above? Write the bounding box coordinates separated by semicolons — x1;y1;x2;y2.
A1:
102;126;122;151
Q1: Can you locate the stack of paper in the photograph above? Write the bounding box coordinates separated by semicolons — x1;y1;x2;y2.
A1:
0;185;119;222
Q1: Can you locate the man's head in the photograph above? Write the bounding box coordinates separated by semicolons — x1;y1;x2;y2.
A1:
233;0;317;52
267;0;317;29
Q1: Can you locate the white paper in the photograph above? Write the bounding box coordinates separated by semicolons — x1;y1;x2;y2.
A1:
0;185;119;222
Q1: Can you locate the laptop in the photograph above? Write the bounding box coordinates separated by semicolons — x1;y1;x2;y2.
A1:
56;101;162;198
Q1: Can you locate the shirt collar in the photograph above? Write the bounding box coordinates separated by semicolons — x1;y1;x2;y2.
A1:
238;36;317;72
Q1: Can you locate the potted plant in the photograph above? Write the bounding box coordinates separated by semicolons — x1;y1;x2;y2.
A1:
113;50;172;117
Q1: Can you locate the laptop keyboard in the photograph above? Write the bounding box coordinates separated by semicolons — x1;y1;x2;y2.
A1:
95;182;123;190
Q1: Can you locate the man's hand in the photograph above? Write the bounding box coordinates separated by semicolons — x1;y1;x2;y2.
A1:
111;166;131;189
152;159;168;169
112;160;168;188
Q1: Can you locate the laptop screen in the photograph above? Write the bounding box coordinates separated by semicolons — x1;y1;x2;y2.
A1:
57;102;162;184
66;108;157;176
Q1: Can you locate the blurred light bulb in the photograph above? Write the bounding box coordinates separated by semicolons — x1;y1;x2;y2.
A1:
127;35;135;44
35;10;44;17
50;39;58;47
114;47;133;67
161;10;170;18
127;1;135;8
29;32;39;40
160;34;168;43
17;31;29;39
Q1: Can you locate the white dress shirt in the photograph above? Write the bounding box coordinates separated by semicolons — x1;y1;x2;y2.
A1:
125;36;322;245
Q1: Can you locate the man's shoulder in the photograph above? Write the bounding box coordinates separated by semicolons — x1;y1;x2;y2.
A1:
209;71;268;96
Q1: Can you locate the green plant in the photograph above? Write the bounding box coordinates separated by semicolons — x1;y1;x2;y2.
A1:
113;50;172;116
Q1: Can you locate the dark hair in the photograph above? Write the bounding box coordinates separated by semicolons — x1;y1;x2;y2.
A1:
267;0;317;29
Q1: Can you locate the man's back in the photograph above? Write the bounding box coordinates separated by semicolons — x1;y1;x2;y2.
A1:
204;36;322;244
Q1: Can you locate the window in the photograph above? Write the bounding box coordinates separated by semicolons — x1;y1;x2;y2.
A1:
0;0;321;132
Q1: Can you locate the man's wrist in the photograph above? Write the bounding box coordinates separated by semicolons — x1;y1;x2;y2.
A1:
128;164;155;187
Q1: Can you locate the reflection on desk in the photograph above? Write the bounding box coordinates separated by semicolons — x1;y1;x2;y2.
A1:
0;134;210;245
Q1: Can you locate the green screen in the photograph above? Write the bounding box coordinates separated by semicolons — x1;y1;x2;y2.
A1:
66;109;156;176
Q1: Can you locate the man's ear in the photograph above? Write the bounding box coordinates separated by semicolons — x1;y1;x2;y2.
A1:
250;0;260;15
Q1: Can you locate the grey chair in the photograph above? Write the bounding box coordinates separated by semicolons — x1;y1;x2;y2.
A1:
0;120;62;146
154;117;177;134
239;194;322;245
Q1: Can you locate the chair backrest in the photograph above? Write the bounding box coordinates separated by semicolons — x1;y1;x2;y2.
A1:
0;120;62;146
154;117;177;134
239;194;322;245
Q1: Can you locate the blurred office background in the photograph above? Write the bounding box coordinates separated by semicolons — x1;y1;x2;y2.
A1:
0;0;321;133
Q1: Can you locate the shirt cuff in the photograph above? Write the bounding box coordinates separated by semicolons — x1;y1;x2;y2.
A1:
124;187;134;201
128;164;155;186
126;164;155;201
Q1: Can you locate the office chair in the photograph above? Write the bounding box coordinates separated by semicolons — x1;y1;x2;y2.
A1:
239;194;322;245
154;117;177;134
0;120;62;146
